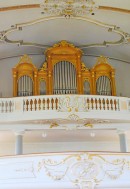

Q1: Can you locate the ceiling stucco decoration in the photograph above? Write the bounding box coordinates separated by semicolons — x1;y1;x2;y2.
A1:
40;0;98;17
0;15;129;51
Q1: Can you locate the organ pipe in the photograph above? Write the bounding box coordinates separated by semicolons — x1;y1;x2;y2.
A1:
18;76;33;96
53;61;77;95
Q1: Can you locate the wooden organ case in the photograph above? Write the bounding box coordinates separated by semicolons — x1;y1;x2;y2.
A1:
12;41;116;97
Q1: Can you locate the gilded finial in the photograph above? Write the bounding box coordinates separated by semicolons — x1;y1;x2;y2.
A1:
18;54;33;64
39;62;47;71
96;56;109;65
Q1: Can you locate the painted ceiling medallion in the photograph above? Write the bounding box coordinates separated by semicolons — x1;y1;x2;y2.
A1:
40;0;98;17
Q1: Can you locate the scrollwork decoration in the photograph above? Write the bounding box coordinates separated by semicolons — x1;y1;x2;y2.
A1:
37;153;130;189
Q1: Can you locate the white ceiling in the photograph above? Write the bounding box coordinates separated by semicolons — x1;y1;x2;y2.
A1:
0;0;129;62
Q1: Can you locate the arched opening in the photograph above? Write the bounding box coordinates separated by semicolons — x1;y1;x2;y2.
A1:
84;81;90;94
96;76;111;96
40;80;46;95
18;75;33;96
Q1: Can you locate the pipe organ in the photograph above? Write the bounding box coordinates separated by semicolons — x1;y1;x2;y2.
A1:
12;41;116;97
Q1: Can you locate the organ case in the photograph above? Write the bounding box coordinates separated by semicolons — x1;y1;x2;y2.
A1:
12;41;116;97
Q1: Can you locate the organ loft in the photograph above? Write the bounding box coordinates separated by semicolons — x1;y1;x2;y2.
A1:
12;41;116;97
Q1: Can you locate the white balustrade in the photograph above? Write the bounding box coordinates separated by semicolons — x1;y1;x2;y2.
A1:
0;98;14;113
0;95;129;115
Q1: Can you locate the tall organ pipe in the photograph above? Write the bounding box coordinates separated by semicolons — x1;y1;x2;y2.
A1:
53;61;77;94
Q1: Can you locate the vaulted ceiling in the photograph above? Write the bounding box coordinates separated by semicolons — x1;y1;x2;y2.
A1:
0;0;130;62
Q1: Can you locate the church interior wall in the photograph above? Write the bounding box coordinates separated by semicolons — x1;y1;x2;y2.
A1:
0;141;124;156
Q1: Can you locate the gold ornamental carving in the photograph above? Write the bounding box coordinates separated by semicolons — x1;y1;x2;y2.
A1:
37;153;130;189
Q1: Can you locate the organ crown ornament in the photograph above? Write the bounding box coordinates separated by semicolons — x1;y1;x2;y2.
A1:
96;56;109;65
18;54;33;65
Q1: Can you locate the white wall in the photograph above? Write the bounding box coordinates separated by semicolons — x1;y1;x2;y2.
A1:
0;141;130;156
0;55;130;97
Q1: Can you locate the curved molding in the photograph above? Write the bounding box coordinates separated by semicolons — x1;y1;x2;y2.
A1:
0;4;130;14
0;4;39;12
99;6;130;14
0;16;130;50
0;53;130;64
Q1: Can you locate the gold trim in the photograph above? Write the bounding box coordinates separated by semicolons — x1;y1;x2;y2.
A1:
99;6;130;14
0;4;40;12
0;4;130;15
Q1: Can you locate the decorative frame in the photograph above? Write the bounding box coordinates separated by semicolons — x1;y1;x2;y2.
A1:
91;56;116;95
12;55;38;96
45;40;83;94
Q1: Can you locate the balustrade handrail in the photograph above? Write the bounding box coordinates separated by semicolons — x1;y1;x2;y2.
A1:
0;95;129;113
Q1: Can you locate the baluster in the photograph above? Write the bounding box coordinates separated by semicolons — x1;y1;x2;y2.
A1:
116;99;120;111
111;99;114;111
26;100;29;111
100;98;103;110
8;101;10;112
111;99;113;110
56;98;58;110
50;98;53;110
2;101;6;113
27;99;31;112
86;98;90;110
11;101;14;112
35;99;39;111
113;99;116;111
117;99;120;111
23;99;26;111
4;101;7;112
24;99;26;111
1;101;4;112
53;97;56;110
6;101;9;112
47;98;50;110
48;98;52;110
8;101;11;112
102;98;105;110
93;98;96;110
32;99;35;111
40;98;44;111
104;98;108;110
29;99;32;111
90;98;93;110
45;98;48;110
96;97;100;110
0;102;2;113
43;98;45;110
38;98;41;111
29;99;33;111
106;99;109;110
